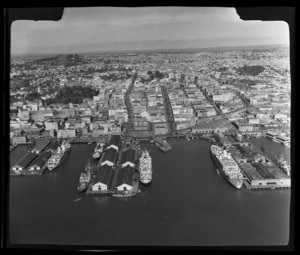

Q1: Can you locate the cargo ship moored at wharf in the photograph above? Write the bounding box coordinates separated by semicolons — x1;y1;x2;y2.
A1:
46;140;71;171
210;145;244;189
139;150;152;184
77;161;93;192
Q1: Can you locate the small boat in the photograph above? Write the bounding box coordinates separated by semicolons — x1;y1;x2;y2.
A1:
93;142;105;159
216;169;220;174
77;162;92;192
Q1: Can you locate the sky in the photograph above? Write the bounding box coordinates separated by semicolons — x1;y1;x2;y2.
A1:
11;7;290;55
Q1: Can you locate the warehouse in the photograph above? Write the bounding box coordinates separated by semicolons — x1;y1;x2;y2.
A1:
92;165;114;191
44;141;59;153
120;148;136;168
11;152;37;173
101;148;118;167
106;135;122;151
27;151;52;172
114;166;135;191
31;139;51;154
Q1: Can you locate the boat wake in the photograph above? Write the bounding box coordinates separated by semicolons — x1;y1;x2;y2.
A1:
71;198;82;203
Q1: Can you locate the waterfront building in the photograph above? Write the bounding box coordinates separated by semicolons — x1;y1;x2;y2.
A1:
153;122;169;135
31;139;51;154
27;151;52;172
232;120;253;132
101;148;118;167
120;148;136;168
241;162;291;188
44;141;59;153
214;134;232;149
11;152;37;173
114;166;135;191
192;119;234;134
106;135;122;151
57;129;76;138
11;135;27;144
92;165;114;191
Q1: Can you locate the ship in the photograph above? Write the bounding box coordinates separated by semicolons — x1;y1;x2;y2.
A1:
77;162;92;192
138;150;152;184
93;142;105;160
210;145;244;189
157;144;171;152
272;154;291;177
46;140;71;171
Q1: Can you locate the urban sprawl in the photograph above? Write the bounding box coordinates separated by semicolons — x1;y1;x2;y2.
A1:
10;46;291;193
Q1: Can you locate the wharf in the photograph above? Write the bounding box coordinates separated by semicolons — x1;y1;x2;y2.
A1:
243;180;290;190
70;136;110;144
10;144;18;152
152;137;172;150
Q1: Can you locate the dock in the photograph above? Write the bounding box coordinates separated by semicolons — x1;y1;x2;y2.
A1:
152;137;172;151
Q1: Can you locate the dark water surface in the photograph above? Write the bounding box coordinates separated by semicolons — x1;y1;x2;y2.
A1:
9;139;290;246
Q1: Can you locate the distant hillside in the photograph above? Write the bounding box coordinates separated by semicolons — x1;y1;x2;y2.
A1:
32;54;83;67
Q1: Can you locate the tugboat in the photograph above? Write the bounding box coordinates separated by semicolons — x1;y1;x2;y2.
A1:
93;142;105;160
77;161;92;192
46;140;71;171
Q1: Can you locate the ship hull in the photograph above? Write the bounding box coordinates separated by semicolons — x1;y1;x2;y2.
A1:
77;183;89;192
47;147;71;171
140;179;151;185
210;150;243;189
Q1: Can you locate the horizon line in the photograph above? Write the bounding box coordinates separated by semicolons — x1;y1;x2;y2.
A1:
11;43;289;58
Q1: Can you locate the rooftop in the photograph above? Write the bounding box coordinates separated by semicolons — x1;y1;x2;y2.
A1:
32;139;51;153
28;151;52;168
95;165;114;188
194;119;235;130
115;165;135;187
120;148;136;165
13;152;37;168
102;148;118;164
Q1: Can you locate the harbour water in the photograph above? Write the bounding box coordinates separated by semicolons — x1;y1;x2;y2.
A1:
9;139;291;246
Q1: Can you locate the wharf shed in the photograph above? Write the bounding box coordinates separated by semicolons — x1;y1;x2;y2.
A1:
101;148;118;167
11;152;37;172
259;162;289;179
44;141;59;153
240;163;263;186
192;119;235;134
27;151;52;171
115;166;135;191
120;148;136;168
235;144;265;163
31;139;51;154
107;135;122;151
92;165;114;191
251;162;275;180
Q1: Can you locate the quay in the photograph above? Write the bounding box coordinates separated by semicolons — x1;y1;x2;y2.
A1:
213;133;291;190
10;140;60;176
152;137;172;151
243;180;290;190
86;135;140;197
